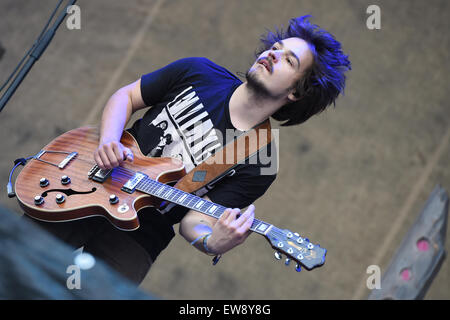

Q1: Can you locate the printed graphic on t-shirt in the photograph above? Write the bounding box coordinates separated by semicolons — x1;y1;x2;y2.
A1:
147;120;173;157
146;86;222;173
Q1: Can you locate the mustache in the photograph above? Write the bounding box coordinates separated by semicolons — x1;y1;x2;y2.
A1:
256;57;273;72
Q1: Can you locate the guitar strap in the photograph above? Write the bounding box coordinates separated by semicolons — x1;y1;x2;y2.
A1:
172;118;273;197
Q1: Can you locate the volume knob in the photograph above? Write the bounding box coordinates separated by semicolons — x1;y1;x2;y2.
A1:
109;194;119;204
61;175;71;185
39;178;49;187
34;195;44;205
55;193;65;204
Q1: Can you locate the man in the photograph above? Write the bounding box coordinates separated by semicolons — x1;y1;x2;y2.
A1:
31;15;351;285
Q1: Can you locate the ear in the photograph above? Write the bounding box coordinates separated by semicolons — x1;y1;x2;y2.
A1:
287;91;301;102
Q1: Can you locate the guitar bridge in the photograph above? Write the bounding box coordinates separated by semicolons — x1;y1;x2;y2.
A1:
87;164;113;183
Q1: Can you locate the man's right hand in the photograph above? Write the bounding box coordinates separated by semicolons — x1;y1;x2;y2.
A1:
94;140;134;170
94;79;145;170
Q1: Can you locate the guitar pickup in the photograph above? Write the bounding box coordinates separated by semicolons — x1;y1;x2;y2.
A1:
87;164;113;183
122;172;147;194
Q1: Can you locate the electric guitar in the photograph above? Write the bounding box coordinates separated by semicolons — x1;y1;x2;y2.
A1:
13;127;326;271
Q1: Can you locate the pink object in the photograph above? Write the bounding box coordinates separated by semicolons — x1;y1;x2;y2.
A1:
416;238;430;251
400;268;411;281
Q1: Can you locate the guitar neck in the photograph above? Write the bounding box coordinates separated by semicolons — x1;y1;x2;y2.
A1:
135;176;274;235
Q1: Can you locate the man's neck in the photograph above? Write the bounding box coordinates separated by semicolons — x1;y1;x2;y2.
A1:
228;82;285;131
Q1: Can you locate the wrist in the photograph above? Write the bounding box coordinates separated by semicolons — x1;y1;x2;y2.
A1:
99;137;118;145
190;233;215;255
190;233;222;265
202;233;217;256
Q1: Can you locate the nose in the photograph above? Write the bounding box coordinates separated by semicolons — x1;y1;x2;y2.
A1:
268;48;282;63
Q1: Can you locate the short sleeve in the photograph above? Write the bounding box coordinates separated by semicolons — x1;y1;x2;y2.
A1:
140;58;196;106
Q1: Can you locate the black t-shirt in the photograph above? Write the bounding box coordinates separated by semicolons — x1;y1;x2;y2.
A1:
127;57;277;261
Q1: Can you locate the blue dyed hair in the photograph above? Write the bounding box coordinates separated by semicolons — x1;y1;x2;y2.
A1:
256;15;351;126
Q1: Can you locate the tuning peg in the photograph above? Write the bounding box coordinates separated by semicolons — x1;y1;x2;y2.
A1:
274;251;282;260
295;264;302;272
285;258;291;266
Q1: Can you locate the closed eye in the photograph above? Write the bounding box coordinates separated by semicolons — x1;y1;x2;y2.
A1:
271;45;295;67
273;40;301;70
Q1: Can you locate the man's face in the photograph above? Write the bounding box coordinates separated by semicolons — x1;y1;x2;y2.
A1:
246;37;314;101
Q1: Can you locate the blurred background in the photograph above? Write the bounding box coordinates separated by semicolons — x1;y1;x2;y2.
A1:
0;0;449;299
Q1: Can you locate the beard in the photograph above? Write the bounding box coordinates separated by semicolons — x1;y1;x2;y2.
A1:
245;67;286;101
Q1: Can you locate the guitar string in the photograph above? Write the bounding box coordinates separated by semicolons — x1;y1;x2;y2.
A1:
139;176;319;260
135;178;257;229
69;158;230;222
69;157;313;247
136;177;270;232
75;156;136;175
116;171;303;239
139;180;305;246
42;156;317;260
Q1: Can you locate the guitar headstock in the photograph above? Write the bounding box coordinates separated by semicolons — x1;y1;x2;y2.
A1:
264;227;326;272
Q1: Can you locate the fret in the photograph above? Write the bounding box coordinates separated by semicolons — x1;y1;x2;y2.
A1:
165;188;174;199
208;204;218;214
137;179;154;192
215;207;226;217
178;194;187;204
206;204;222;218
199;200;213;214
196;198;209;212
156;185;165;196
250;219;273;235
170;190;181;201
136;180;147;191
184;195;197;208
195;200;204;209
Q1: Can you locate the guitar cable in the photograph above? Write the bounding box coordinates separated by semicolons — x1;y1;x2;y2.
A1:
7;156;34;198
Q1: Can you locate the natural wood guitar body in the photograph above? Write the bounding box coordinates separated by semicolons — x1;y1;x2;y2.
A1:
15;127;186;231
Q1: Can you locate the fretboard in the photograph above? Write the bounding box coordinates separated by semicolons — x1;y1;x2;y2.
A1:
136;176;274;235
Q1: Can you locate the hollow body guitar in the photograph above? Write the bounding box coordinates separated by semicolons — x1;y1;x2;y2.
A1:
14;127;326;271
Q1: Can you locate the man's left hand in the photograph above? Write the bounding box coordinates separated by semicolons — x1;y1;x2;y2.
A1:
206;204;255;254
